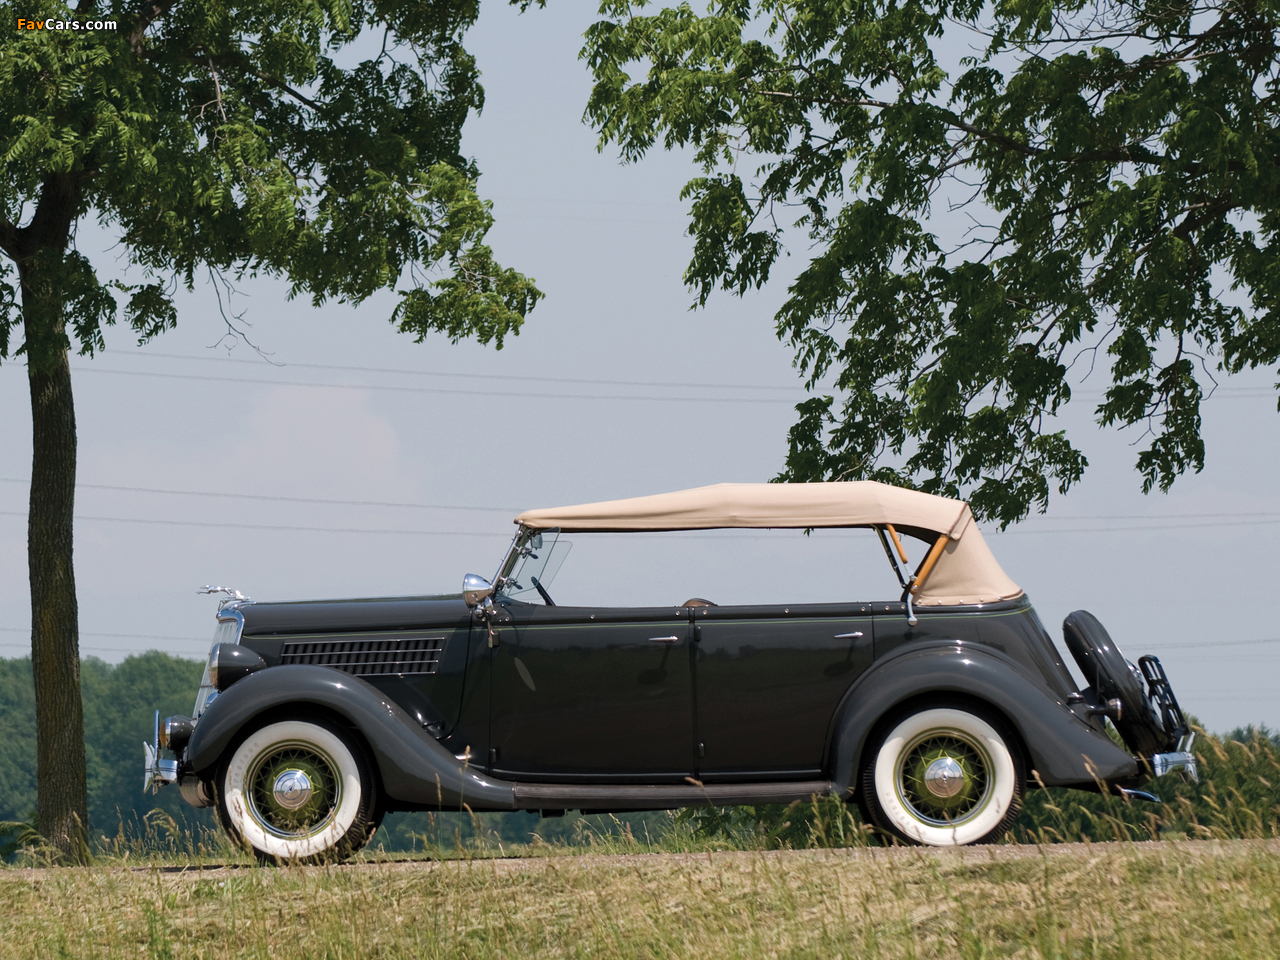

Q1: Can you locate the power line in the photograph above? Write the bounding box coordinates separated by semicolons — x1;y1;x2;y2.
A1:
0;643;204;657
70;366;801;405
990;517;1280;534
0;506;509;537
1011;511;1280;521
2;507;1280;536
99;349;1279;399
1;477;1277;525
0;477;518;512
1148;636;1280;650
106;349;803;393
0;626;209;642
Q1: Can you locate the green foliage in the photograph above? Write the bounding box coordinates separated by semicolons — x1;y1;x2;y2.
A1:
583;0;1280;523
0;0;541;367
676;794;872;849
1016;724;1280;843
0;654;215;850
373;807;675;855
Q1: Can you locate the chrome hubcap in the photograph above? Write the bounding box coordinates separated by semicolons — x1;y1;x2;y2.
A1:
897;731;992;826
245;742;341;839
922;756;965;798
272;769;314;810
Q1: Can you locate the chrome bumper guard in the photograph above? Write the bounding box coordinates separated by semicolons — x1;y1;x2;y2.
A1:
142;709;179;794
1151;733;1198;782
1152;751;1198;781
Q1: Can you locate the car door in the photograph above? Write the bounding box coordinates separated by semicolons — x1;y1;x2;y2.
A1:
691;602;874;780
488;602;695;782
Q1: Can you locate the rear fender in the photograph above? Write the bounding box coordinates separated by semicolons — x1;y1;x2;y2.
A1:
186;665;514;811
828;643;1139;792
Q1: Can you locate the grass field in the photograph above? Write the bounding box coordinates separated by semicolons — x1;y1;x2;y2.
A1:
3;840;1278;958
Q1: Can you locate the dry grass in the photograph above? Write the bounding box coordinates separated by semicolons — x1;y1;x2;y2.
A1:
3;841;1278;958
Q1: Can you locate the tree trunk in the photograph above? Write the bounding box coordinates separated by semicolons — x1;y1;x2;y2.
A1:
21;257;88;861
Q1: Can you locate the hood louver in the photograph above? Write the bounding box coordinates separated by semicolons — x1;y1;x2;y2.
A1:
279;635;445;676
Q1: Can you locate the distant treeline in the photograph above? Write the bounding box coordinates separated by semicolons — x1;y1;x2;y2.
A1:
0;653;216;842
1;653;1276;854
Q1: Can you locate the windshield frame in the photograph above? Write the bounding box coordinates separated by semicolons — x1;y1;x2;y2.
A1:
493;525;567;601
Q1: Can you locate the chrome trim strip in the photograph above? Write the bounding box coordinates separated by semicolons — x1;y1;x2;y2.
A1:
1119;787;1162;803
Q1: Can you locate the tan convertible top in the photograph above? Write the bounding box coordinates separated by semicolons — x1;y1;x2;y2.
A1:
515;482;1023;606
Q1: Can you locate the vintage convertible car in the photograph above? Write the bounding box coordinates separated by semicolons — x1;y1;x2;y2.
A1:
144;482;1196;860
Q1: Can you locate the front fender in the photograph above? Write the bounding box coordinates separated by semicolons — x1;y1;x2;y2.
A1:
186;665;515;811
828;643;1139;793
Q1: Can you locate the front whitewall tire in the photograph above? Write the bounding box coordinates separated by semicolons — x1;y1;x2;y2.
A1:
866;707;1022;846
220;720;371;862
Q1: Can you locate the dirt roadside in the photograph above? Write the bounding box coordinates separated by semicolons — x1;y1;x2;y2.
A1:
4;837;1277;882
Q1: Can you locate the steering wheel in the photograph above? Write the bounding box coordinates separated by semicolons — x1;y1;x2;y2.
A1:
531;576;555;607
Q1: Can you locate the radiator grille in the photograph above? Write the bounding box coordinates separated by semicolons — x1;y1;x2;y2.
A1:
280;636;445;676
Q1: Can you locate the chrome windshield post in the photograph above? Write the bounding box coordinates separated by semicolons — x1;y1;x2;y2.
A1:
491;526;528;592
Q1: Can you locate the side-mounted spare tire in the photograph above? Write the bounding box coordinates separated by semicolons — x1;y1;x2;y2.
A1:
216;717;378;863
1063;610;1172;757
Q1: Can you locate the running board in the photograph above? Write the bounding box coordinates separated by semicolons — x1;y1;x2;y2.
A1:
512;780;837;811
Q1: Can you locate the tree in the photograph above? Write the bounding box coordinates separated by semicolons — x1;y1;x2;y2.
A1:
582;0;1280;524
1;0;541;857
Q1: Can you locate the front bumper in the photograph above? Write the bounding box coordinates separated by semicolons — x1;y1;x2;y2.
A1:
142;710;179;793
142;741;179;792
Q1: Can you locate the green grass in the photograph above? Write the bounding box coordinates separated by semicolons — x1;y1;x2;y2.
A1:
2;841;1278;958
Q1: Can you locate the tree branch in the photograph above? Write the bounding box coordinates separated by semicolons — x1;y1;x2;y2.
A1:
0;218;17;260
760;86;1180;166
129;0;180;56
252;70;321;111
178;50;322;111
16;173;80;256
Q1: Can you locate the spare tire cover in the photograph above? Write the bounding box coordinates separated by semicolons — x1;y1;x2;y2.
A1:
1063;610;1168;757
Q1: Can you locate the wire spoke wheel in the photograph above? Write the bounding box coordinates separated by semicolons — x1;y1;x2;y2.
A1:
245;742;341;840
896;732;991;827
862;705;1024;846
218;719;376;863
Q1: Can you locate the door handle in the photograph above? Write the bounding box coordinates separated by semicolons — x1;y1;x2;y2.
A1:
833;631;864;639
649;635;680;643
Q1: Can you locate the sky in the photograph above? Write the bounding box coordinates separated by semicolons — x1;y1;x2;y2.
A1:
1;3;1277;734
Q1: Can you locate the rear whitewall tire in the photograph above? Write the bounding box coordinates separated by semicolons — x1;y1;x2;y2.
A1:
219;719;375;863
863;706;1024;847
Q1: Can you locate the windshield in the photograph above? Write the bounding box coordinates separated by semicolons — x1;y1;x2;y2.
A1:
497;528;571;602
